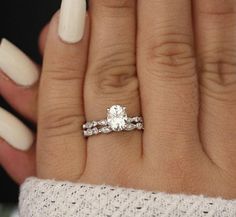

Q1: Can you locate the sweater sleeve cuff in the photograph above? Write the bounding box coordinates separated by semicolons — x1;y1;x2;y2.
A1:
19;177;236;217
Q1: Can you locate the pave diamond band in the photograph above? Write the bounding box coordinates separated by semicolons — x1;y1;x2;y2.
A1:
83;105;144;137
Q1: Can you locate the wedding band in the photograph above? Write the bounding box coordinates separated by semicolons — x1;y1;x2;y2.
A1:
83;105;144;137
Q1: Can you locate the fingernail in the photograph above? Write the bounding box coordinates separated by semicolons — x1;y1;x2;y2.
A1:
58;0;86;43
0;107;34;151
0;39;39;87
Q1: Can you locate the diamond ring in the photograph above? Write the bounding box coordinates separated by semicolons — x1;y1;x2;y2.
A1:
83;105;144;137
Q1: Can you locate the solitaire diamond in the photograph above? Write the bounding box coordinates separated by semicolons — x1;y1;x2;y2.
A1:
107;105;128;131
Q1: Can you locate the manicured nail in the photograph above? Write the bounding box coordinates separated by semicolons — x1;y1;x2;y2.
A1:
0;39;39;87
0;107;34;151
58;0;86;43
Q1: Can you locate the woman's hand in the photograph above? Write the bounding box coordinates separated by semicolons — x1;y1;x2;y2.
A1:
1;0;236;199
36;0;236;199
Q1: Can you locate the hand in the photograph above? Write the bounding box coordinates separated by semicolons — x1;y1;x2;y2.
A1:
7;0;236;199
0;26;48;183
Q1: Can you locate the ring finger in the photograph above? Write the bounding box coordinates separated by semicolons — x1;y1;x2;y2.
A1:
84;0;142;183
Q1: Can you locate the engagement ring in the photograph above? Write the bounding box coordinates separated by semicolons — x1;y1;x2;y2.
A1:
83;105;144;137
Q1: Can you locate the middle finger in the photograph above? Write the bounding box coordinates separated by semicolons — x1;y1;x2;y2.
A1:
138;0;201;161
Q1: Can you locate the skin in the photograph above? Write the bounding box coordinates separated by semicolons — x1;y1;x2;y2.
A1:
1;0;236;199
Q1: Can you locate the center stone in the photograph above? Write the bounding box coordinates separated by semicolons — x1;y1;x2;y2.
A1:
107;105;128;131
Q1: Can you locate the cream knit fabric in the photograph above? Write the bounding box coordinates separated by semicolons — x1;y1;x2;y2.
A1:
19;178;236;217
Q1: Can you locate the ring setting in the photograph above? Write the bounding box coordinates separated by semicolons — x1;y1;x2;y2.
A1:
83;105;144;137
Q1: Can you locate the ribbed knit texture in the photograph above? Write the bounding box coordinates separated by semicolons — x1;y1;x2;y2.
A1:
19;178;236;217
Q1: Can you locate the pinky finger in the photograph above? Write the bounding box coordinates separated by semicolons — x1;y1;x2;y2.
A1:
0;139;35;184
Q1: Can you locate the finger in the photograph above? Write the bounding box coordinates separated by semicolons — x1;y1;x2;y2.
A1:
138;1;200;160
37;6;89;180
84;0;141;180
0;39;39;122
0;139;35;184
0;77;38;122
0;39;39;87
0;25;47;185
0;107;34;151
194;0;236;170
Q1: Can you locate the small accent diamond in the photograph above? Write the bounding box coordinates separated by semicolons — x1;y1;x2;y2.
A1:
98;119;107;126
83;122;93;129
92;121;98;127
84;129;93;137
100;127;112;134
126;124;136;131
136;123;143;130
92;128;99;135
132;117;139;122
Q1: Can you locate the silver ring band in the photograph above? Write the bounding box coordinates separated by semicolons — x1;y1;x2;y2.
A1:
83;105;144;137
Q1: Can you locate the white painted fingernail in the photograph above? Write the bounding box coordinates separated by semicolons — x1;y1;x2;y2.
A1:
0;39;39;87
58;0;86;43
0;107;34;151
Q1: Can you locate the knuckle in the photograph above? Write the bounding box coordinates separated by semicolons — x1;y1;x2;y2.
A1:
98;68;138;95
96;71;139;105
200;52;236;101
145;35;196;79
45;62;83;81
40;107;84;137
88;47;139;99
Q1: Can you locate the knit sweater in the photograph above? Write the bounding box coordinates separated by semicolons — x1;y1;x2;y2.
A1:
19;178;236;217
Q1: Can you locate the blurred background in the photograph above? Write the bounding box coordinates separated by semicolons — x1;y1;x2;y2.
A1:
0;0;60;207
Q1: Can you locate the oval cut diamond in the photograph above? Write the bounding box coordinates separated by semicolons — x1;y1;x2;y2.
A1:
107;105;128;131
